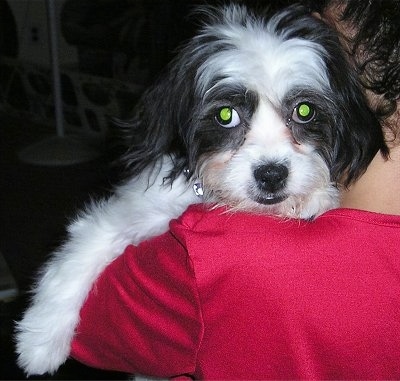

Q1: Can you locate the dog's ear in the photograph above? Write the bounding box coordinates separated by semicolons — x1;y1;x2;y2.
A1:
323;44;389;187
297;13;390;187
114;50;200;179
329;67;388;186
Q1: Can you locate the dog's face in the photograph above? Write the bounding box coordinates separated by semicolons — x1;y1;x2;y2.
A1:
198;96;338;217
190;18;341;216
122;5;387;218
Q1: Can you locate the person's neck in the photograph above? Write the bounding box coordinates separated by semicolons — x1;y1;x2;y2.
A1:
341;145;400;215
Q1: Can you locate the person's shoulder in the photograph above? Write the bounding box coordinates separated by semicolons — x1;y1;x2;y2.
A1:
320;208;400;228
173;203;291;233
174;205;400;234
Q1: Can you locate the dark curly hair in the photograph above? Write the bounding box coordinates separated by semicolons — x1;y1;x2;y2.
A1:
303;0;399;120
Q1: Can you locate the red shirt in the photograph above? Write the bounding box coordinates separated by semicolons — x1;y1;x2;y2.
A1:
71;204;400;379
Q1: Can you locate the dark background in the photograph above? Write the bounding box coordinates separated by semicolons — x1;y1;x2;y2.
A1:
0;0;291;379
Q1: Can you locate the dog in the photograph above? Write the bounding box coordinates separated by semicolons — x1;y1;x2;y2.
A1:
15;3;387;376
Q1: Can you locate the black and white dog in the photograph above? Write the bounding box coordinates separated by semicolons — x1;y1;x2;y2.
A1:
16;4;386;376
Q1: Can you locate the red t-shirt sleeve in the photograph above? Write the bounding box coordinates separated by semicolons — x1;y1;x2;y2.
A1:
70;229;204;378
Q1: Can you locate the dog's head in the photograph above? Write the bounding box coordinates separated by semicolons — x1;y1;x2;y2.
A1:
121;4;387;218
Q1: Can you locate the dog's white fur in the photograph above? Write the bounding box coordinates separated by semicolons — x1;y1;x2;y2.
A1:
16;157;199;375
15;4;384;376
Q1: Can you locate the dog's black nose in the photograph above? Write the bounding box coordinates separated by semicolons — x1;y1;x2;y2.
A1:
254;164;289;193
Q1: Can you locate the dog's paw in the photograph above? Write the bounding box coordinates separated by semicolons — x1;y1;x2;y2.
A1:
15;307;76;376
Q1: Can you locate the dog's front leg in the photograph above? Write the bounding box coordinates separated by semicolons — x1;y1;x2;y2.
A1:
15;158;200;376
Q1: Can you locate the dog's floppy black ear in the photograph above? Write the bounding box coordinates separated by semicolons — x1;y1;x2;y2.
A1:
297;13;390;187
329;67;388;187
115;53;198;179
323;41;389;187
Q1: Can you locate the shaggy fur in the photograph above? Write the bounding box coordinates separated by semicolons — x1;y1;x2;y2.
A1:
16;4;386;376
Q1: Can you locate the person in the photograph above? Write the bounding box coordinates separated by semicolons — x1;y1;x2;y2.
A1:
69;1;400;378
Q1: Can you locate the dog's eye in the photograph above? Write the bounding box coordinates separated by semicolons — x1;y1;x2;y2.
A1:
292;102;315;124
215;107;240;128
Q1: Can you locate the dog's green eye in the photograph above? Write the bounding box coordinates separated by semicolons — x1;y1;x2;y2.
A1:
292;102;315;123
215;107;240;128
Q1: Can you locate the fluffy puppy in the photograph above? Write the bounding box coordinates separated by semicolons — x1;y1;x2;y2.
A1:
16;3;387;376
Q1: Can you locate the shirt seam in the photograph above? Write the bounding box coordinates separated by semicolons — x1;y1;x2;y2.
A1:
321;208;400;228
